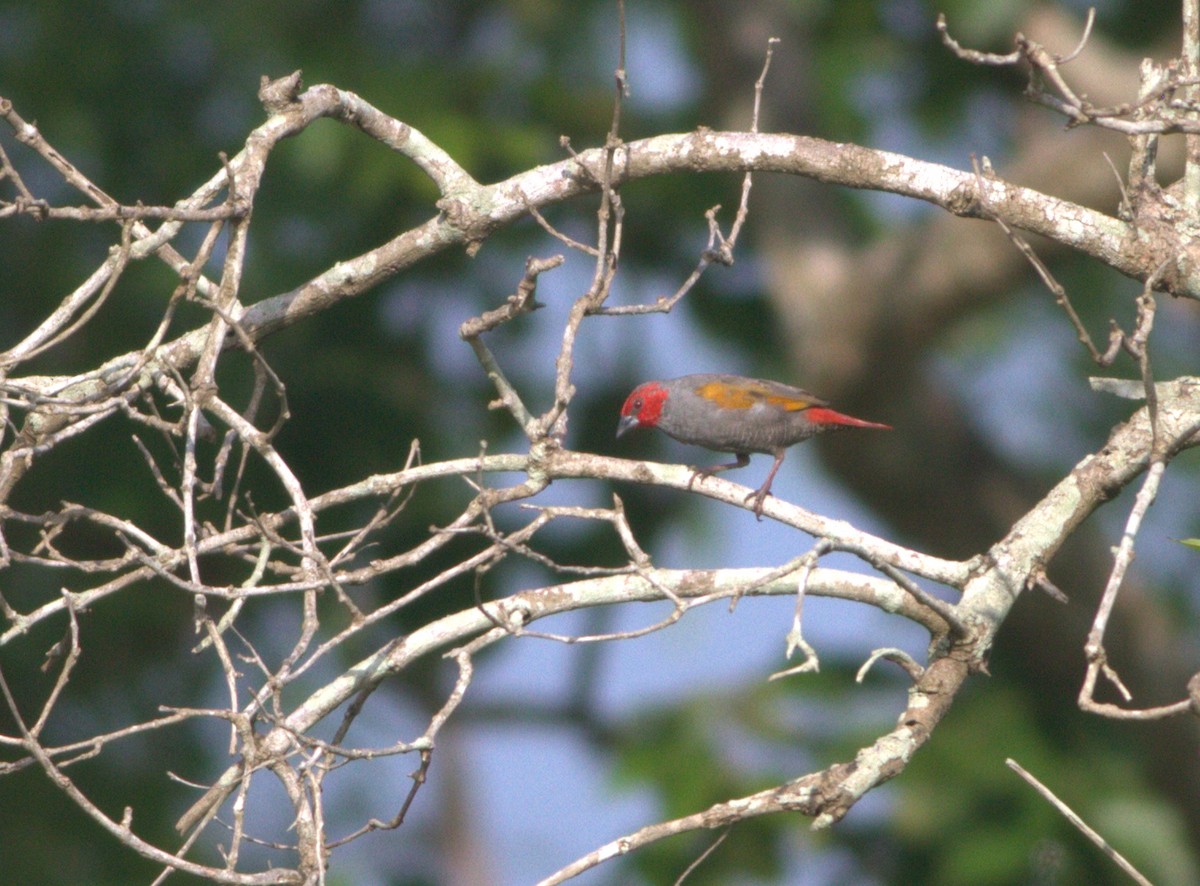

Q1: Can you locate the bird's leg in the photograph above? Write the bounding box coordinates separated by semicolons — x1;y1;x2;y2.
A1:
746;450;786;520
687;452;750;490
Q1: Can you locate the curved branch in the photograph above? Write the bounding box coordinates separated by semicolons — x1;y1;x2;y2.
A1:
174;564;936;835
221;129;1151;360
8;125;1157;409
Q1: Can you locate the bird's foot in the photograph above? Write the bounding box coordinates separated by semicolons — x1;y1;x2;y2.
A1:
686;454;749;491
686;466;716;491
745;488;770;521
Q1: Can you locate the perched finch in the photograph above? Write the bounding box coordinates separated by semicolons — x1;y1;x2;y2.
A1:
617;374;891;518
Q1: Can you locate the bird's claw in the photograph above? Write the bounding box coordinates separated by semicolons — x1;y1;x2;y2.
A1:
689;470;770;519
686;467;714;491
745;489;769;520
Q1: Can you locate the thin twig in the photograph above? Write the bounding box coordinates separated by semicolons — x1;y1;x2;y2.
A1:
1007;759;1153;886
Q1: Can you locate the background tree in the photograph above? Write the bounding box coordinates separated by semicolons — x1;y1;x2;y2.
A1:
1;2;1199;884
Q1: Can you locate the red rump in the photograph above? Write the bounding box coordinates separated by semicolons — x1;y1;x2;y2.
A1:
804;407;892;430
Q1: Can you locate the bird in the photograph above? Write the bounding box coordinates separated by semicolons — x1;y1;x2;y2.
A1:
617;373;891;518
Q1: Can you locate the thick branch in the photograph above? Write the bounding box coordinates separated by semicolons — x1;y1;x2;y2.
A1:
4;123;1175;467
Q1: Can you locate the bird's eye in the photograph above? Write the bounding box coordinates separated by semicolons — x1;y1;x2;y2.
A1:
633;397;643;410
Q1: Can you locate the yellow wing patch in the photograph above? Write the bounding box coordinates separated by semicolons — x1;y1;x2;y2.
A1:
695;380;815;412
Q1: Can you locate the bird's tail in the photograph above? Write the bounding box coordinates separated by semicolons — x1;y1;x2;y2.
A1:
806;407;891;430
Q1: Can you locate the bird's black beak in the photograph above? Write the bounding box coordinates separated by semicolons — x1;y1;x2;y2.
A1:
616;414;638;438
